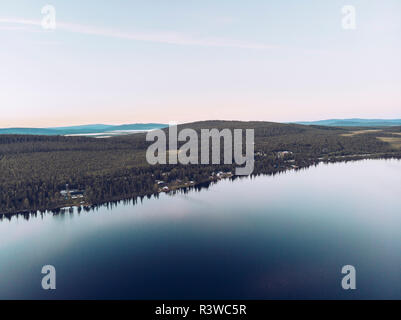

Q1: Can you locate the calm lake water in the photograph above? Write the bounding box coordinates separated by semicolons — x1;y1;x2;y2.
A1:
1;159;400;299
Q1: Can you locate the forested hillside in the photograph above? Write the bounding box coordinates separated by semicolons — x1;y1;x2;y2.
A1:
1;121;400;216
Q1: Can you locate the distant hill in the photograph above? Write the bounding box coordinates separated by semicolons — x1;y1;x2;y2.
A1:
2;119;401;136
0;123;168;136
293;119;401;127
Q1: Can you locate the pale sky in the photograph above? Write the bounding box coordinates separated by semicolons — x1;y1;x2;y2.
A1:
0;0;400;127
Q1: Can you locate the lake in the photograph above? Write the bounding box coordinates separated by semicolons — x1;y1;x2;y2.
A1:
0;159;400;299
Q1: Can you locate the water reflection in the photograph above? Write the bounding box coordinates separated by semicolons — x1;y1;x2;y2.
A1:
0;159;400;299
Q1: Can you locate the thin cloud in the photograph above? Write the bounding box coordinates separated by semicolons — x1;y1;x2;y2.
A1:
0;17;277;49
0;26;32;31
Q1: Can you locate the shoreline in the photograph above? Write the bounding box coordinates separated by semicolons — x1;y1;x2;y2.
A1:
1;153;400;219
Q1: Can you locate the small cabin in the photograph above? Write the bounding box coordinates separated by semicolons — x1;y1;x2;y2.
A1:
60;189;85;199
277;151;293;158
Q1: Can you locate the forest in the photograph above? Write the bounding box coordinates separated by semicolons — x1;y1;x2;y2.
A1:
1;121;400;216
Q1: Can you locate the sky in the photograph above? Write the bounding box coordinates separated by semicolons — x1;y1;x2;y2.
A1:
0;0;400;127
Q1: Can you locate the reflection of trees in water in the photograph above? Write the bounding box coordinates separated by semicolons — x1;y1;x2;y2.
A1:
0;181;216;222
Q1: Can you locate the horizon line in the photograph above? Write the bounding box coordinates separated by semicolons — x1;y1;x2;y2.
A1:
1;118;401;129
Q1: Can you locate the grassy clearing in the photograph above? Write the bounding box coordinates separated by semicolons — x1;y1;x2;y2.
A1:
341;129;382;137
377;137;401;149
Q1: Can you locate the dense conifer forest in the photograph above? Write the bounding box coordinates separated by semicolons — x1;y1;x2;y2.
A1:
1;121;400;216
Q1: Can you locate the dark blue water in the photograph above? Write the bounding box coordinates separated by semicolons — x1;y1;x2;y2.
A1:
1;159;400;299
